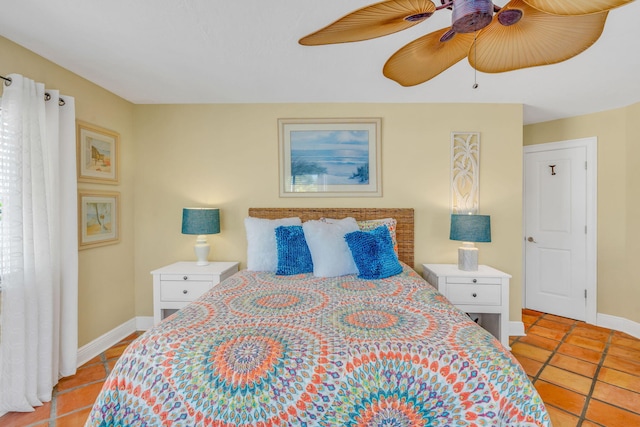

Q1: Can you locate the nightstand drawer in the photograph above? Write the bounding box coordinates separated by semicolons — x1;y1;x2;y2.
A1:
446;276;501;285
161;273;216;282
447;284;501;305
160;280;212;301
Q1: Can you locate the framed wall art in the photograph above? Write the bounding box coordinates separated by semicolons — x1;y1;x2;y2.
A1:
78;190;120;249
278;118;382;197
77;121;120;184
451;131;480;214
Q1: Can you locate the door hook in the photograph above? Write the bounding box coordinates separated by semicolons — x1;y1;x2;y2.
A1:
549;165;556;175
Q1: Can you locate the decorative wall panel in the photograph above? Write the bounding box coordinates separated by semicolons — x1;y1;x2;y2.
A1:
451;132;480;214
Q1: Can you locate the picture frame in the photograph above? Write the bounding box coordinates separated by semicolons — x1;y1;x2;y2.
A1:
77;121;120;184
278;118;382;197
78;190;120;250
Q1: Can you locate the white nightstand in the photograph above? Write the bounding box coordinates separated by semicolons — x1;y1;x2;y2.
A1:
151;261;239;324
422;263;511;349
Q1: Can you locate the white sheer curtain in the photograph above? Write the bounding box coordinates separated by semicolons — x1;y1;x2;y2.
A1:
0;74;78;413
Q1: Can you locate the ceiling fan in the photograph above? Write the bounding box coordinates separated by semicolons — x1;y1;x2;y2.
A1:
299;0;635;86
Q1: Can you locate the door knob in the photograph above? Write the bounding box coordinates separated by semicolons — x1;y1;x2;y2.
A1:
527;236;537;243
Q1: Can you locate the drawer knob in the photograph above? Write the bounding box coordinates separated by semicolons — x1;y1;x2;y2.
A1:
472;293;477;298
183;289;188;294
183;276;188;280
472;279;477;283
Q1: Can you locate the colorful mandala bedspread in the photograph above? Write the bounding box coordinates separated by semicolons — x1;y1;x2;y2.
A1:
86;265;550;426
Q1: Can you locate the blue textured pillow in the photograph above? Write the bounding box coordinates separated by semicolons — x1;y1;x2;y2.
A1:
344;225;403;280
275;225;313;275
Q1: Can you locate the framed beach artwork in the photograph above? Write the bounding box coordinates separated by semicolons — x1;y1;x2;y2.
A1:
77;121;120;184
78;190;120;249
278;118;382;197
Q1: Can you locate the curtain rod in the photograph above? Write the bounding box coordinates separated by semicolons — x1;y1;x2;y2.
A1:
1;74;66;106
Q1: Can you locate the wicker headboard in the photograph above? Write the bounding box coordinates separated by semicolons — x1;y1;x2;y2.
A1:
248;208;414;266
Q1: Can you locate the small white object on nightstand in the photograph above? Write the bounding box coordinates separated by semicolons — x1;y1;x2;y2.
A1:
151;261;239;324
422;263;511;349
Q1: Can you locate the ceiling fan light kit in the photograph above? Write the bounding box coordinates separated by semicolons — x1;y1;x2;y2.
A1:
451;0;494;33
300;0;635;86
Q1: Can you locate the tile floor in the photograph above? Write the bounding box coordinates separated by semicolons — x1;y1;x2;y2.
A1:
1;310;639;426
0;332;142;427
510;309;640;426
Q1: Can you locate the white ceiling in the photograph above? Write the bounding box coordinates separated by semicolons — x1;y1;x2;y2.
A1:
1;0;638;124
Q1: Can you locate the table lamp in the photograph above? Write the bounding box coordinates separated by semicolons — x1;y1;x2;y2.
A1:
181;207;220;266
450;214;491;271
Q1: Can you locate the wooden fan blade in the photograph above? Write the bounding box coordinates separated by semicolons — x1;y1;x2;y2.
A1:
470;0;608;73
522;0;634;15
383;28;475;86
299;0;436;46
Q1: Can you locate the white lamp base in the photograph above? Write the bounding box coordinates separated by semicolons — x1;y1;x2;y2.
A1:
194;235;210;266
458;242;478;271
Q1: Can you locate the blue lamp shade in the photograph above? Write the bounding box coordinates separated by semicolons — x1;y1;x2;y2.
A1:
450;214;491;243
182;208;220;235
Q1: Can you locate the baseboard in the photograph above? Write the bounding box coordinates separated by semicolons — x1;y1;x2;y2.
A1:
136;316;154;331
597;313;640;339
510;321;526;337
76;316;154;368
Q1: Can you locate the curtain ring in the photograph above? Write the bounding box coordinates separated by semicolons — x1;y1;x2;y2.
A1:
44;91;66;106
1;76;11;86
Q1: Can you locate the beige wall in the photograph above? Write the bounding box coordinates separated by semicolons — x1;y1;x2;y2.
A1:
524;103;640;324
1;36;136;346
133;104;526;321
3;35;527;348
625;103;640;324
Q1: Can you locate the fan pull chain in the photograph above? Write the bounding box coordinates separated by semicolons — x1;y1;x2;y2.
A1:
472;32;479;89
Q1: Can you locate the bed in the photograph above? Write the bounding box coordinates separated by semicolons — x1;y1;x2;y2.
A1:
86;208;550;426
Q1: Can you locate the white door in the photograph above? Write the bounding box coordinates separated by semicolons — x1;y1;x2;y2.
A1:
524;139;596;322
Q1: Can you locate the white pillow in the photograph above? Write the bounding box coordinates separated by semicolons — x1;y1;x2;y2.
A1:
302;217;359;277
245;216;301;271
